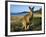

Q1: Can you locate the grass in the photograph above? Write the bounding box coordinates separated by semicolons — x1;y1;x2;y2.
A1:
10;16;42;32
29;17;42;31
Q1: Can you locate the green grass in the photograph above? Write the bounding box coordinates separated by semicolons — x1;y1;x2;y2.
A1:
29;17;42;31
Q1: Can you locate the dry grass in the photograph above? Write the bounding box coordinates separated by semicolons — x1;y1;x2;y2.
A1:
10;13;42;32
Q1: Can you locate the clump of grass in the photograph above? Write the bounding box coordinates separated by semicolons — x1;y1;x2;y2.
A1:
29;17;42;31
11;22;23;32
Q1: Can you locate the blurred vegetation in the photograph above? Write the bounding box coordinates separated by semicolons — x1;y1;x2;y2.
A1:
11;21;23;32
10;17;42;32
29;17;42;31
34;8;42;14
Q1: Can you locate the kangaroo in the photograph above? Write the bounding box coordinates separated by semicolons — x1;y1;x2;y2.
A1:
22;6;34;31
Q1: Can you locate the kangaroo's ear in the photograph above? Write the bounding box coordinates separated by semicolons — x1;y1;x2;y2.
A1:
29;6;32;10
32;7;34;11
